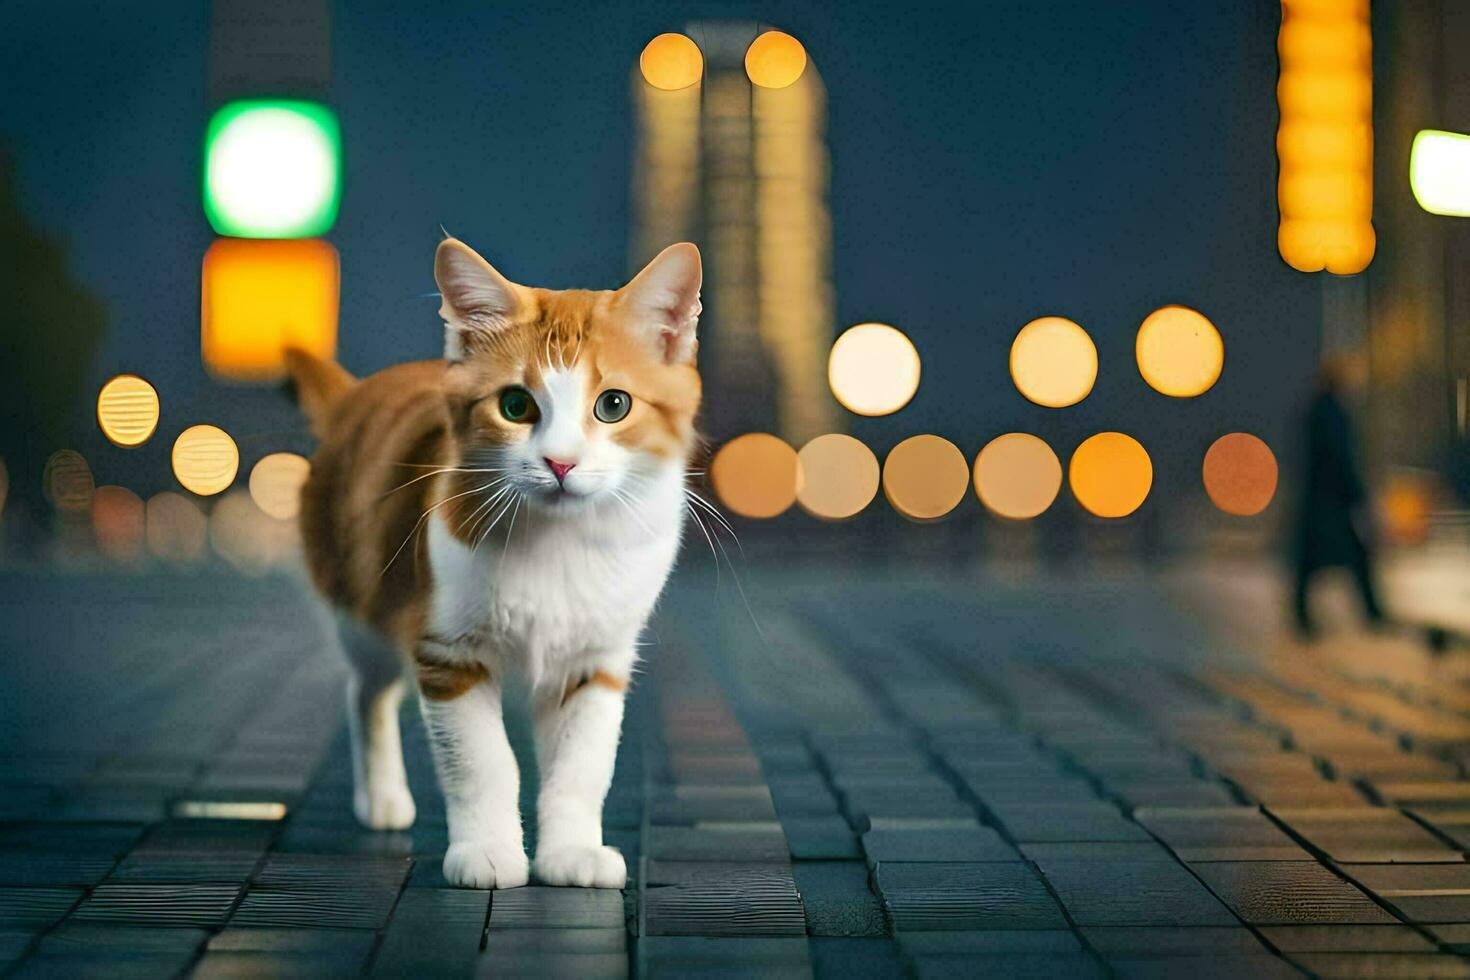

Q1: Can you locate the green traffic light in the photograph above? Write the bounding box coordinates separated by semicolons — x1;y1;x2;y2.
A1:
203;99;341;238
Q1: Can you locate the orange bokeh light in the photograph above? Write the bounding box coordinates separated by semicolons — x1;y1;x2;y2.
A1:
1069;432;1153;519
640;33;703;91
710;433;800;519
1135;305;1224;398
745;31;807;89
146;492;207;564
882;435;969;522
973;433;1063;520
202;237;339;382
797;434;879;521
92;486;146;561
1202;433;1278;517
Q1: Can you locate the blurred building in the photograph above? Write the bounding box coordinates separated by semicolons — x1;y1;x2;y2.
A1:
630;22;838;447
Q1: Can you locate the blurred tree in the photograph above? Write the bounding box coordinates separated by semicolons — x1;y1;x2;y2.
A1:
0;149;106;544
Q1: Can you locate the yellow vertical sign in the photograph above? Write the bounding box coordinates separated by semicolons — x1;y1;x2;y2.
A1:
1277;0;1374;274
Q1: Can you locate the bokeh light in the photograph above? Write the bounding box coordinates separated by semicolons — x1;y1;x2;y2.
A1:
1202;433;1278;517
640;33;703;91
796;434;879;521
173;425;240;497
249;452;311;521
146;493;207;564
710;433;800;519
43;450;94;513
1069;432;1153;519
973;433;1063;520
828;323;921;416
204;100;341;238
91;486;145;562
745;31;807;89
1010;317;1097;408
1135;305;1224;398
1410;129;1470;217
211;489;299;574
1380;472;1434;546
882;435;969;522
1276;0;1374;273
202;237;340;382
96;374;160;448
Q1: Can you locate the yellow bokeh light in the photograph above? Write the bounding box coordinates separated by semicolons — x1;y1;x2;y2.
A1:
1069;432;1153;519
882;434;969;522
973;433;1062;520
249;452;311;521
146;492;206;564
710;432;800;519
96;374;160;448
1276;0;1374;274
745;31;807;89
1202;433;1278;517
92;486;145;562
43;450;94;512
202;237;339;382
1410;129;1470;218
1135;305;1224;398
828;323;921;416
173;425;240;497
797;434;879;521
640;33;703;91
211;488;299;574
1010;317;1097;408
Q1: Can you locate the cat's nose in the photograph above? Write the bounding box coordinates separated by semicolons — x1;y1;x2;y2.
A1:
544;457;577;485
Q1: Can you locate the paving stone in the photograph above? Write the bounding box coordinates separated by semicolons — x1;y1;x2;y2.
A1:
251;853;410;889
1081;926;1267;954
790;861;886;937
638;936;809;978
911;952;1107;978
807;937;906;979
14;951;205;979
643;867;805;936
862;825;1019;863
489;886;624;930
781;814;861;859
229;884;400;930
987;802;1153;843
1036;859;1236;926
1191;861;1397;925
1409;808;1470;851
645;825;790;862
192;950;369;978
0;850;118;886
1287;952;1470;977
0;928;37;962
1373;782;1470;809
648;786;776;824
109;849;261;883
644;860;787;887
375;887;492;974
955;775;1100;806
1268;806;1462;862
1021;841;1178;864
0;823;143;857
1134;806;1312;861
1105;954;1306;979
207;928;379;954
1259;925;1436;952
897;930;1082;954
35;924;209;956
873;861;1066;931
1110;780;1242;808
1425;923;1470;952
73;882;241;927
1344;863;1470;922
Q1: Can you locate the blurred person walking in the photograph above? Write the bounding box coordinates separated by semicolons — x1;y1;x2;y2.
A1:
1290;355;1386;638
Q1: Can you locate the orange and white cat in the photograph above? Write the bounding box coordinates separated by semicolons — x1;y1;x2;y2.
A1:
286;238;702;889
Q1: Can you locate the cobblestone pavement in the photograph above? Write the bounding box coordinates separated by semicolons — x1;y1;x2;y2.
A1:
5;565;1470;977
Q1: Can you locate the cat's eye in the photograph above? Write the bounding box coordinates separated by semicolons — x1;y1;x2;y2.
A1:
594;389;632;423
498;387;537;423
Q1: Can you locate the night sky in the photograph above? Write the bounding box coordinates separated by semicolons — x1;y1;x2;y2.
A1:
1;0;1318;514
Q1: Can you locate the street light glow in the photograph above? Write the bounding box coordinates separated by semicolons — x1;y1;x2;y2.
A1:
1135;305;1224;398
828;323;921;417
745;31;807;89
1069;432;1152;519
96;374;160;448
640;33;704;91
1010;317;1097;409
1410;129;1470;218
172;425;240;497
204;100;341;238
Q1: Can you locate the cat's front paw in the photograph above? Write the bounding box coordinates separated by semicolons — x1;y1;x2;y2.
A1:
353;783;416;831
443;840;529;890
533;844;626;888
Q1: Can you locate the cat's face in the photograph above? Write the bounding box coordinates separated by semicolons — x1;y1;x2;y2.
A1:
436;240;702;515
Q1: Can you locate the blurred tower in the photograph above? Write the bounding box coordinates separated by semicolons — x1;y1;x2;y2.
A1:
631;23;837;446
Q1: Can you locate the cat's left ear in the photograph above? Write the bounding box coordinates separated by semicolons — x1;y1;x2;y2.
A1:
617;243;702;364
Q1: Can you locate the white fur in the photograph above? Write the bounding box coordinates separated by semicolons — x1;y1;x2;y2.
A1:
416;361;686;889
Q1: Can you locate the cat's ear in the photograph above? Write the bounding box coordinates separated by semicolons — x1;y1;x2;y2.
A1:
434;238;526;360
617;243;702;364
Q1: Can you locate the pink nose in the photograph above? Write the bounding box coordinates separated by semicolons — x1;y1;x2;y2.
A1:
545;458;576;484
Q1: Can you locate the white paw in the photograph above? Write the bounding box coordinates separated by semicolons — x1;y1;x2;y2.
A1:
533;844;627;888
443;840;530;890
353;782;417;831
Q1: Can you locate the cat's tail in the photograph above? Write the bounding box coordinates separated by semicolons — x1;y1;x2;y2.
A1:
284;348;356;440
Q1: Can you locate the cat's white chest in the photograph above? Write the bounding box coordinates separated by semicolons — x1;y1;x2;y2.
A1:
425;483;682;679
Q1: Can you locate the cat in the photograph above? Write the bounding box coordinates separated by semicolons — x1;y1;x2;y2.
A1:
285;237;702;889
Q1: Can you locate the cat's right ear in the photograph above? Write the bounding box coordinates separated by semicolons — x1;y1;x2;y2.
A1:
434;239;525;360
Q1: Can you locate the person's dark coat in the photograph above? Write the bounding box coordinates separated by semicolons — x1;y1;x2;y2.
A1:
1293;389;1370;570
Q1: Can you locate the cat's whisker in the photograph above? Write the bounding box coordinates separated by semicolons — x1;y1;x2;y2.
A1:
608;486;657;539
684;501;721;588
382;466;509;498
684;488;743;554
379;481;497;579
456;480;514;539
